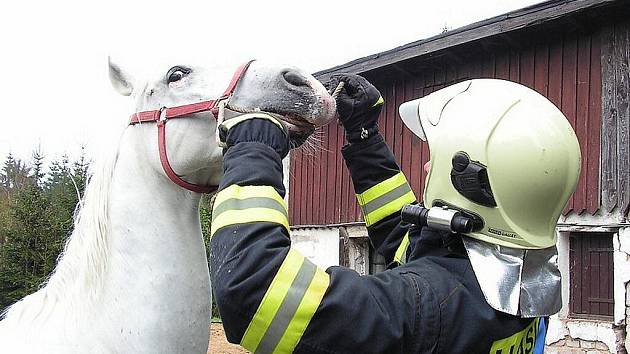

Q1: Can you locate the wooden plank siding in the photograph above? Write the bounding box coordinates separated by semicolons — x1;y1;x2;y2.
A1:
290;30;604;226
601;20;630;215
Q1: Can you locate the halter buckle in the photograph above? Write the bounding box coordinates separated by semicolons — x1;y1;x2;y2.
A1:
159;106;168;122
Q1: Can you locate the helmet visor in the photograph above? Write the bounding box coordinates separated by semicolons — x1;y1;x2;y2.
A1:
399;80;473;142
399;99;427;141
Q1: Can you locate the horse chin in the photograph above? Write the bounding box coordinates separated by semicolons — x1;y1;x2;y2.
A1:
281;107;334;149
286;123;315;149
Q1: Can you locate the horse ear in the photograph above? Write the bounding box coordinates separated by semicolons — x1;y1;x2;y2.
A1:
108;57;134;96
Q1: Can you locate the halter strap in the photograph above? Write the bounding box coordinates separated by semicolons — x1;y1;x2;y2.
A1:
128;60;255;193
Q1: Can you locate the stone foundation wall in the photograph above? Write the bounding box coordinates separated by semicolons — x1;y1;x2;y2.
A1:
546;338;613;354
546;319;627;354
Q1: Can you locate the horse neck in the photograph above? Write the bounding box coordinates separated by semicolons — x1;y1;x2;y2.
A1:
86;127;213;352
102;127;210;299
109;127;203;250
43;127;208;319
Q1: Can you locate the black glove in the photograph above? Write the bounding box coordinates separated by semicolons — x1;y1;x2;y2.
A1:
218;109;290;159
324;73;384;143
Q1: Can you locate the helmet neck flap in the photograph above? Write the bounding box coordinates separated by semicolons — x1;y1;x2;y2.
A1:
463;236;561;317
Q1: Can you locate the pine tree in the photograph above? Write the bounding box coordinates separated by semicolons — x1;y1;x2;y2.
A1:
30;148;45;187
0;150;90;310
72;146;90;198
1;153;15;191
0;171;53;308
200;193;219;319
0;154;14;244
1;153;30;193
44;155;77;274
0;154;30;245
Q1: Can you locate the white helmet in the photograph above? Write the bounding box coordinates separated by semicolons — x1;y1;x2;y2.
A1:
399;79;580;249
399;79;581;317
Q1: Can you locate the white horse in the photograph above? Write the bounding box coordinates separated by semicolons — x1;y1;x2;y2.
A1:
0;59;335;353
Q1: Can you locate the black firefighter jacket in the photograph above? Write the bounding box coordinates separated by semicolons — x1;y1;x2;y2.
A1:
210;134;548;354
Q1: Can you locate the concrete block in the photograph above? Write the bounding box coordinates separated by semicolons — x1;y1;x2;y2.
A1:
553;348;585;354
553;339;567;347
290;227;339;268
567;320;616;352
567;338;581;347
547;316;569;344
594;341;609;350
546;348;585;354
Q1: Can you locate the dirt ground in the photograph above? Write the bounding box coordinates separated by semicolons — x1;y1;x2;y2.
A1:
208;322;250;354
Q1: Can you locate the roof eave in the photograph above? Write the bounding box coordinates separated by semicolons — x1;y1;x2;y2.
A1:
315;0;617;80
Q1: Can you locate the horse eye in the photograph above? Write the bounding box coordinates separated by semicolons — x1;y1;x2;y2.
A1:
166;66;191;84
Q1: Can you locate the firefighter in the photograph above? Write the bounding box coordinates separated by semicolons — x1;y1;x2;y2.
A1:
210;73;581;354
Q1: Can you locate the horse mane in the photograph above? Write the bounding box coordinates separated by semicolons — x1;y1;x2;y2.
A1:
1;116;129;325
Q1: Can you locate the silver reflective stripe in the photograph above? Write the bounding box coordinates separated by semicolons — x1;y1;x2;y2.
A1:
361;182;413;215
255;259;317;354
212;197;288;218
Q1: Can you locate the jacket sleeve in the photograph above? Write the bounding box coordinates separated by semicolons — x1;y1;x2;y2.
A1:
341;134;418;265
210;141;422;354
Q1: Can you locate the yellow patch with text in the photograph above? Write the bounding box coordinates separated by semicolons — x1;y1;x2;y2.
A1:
489;318;539;354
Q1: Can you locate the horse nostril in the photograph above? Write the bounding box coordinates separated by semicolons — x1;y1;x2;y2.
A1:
283;70;309;87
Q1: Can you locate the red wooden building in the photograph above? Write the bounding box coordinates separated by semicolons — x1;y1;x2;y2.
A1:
288;0;630;351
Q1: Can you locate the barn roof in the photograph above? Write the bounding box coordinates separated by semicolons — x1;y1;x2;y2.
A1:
315;0;625;80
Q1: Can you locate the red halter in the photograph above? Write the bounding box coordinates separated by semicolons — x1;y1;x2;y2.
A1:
129;60;255;193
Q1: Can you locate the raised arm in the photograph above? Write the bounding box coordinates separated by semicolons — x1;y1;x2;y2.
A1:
325;74;418;265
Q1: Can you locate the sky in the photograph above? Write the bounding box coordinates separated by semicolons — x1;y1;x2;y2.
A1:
0;0;541;165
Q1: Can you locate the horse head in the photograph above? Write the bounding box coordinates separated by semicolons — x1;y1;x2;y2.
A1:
227;62;336;146
109;59;335;192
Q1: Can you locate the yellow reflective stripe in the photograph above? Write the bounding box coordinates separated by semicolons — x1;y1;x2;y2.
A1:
241;249;304;352
394;232;410;264
211;185;288;236
274;267;329;353
373;96;384;107
211;208;289;236
357;172;409;205
364;190;415;226
356;172;416;226
215;184;286;208
241;249;330;354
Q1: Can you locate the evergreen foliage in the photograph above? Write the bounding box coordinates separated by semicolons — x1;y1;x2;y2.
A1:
0;149;90;311
200;193;220;319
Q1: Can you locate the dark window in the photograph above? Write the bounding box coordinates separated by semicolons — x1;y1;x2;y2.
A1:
569;232;614;320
